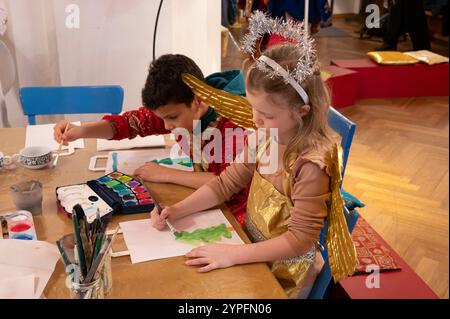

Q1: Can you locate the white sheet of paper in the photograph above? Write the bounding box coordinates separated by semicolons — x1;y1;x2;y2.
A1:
0;239;61;299
96;135;166;151
25;122;85;150
119;209;244;264
104;144;193;175
0;274;35;299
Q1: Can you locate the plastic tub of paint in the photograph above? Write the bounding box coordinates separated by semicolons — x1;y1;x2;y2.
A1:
6;210;37;240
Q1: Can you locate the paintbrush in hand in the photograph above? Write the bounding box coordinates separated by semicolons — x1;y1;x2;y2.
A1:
52;122;70;168
136;176;180;237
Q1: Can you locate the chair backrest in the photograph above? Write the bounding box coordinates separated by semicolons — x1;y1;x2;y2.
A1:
307;207;359;299
306;107;358;299
19;86;124;125
327;106;356;179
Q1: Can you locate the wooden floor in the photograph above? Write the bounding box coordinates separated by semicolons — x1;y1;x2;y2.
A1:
222;16;449;298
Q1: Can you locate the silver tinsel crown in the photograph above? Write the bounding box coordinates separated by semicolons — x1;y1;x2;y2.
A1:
241;10;317;85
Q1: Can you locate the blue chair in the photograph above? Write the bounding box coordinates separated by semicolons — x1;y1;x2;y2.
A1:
19;86;124;125
327;106;356;180
307;106;359;299
307;207;359;299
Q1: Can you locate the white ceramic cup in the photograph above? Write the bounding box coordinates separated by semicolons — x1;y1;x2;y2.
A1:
0;151;18;170
10;146;56;169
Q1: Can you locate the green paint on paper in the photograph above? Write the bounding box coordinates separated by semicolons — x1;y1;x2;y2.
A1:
147;157;193;168
175;223;232;245
174;158;193;167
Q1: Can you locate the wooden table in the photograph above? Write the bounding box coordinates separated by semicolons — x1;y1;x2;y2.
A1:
0;128;286;299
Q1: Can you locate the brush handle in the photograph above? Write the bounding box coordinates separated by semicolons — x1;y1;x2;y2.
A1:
136;176;179;234
56;239;71;268
165;220;178;235
72;213;87;280
83;226;119;284
57;122;70;153
91;232;104;267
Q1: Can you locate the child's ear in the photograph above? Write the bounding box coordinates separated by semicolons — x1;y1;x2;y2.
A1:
193;95;208;110
298;104;311;117
192;95;200;107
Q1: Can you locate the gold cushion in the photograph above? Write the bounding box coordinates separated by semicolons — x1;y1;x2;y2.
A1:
404;50;449;65
367;51;419;65
321;70;333;82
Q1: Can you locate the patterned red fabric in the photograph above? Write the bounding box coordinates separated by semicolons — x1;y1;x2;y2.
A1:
352;217;402;275
204;117;250;227
103;107;170;139
103;108;250;226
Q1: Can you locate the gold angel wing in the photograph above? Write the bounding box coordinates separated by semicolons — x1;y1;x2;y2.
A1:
182;73;256;130
325;143;358;282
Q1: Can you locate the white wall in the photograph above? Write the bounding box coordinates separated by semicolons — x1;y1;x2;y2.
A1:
1;0;221;127
171;0;221;77
333;0;360;14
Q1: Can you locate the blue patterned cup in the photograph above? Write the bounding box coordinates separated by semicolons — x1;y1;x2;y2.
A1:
15;146;55;169
0;151;18;170
0;152;4;170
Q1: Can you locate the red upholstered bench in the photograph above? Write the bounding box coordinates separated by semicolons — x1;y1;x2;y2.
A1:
331;58;449;99
325;65;358;109
330;221;439;299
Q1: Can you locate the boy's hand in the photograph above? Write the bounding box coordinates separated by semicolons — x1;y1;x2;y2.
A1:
53;120;83;145
150;206;174;230
134;162;172;184
185;244;243;272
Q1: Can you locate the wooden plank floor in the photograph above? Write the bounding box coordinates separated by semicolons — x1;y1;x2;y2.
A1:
222;16;449;298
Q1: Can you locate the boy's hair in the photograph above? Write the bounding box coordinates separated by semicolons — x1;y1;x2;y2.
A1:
142;54;205;109
244;44;334;173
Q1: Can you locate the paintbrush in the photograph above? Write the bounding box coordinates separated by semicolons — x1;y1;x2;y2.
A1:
90;210;100;242
73;205;91;245
136;176;180;237
83;226;119;285
71;208;87;281
90;232;104;270
56;239;71;268
52;122;70;168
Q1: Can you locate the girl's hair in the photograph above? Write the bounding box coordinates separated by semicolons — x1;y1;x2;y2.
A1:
244;44;334;174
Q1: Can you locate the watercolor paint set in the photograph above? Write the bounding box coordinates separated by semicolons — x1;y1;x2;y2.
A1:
56;171;154;220
0;210;37;240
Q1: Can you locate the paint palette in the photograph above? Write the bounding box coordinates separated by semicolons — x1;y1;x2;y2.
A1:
0;211;37;240
56;184;114;222
56;171;154;219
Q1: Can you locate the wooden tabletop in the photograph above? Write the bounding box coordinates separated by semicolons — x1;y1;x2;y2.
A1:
0;128;286;299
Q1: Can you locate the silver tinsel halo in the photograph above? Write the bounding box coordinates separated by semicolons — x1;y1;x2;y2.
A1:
241;10;317;84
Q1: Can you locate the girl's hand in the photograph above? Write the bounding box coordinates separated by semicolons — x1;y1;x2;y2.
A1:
53;120;83;145
134;162;172;184
185;244;243;272
150;206;175;230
